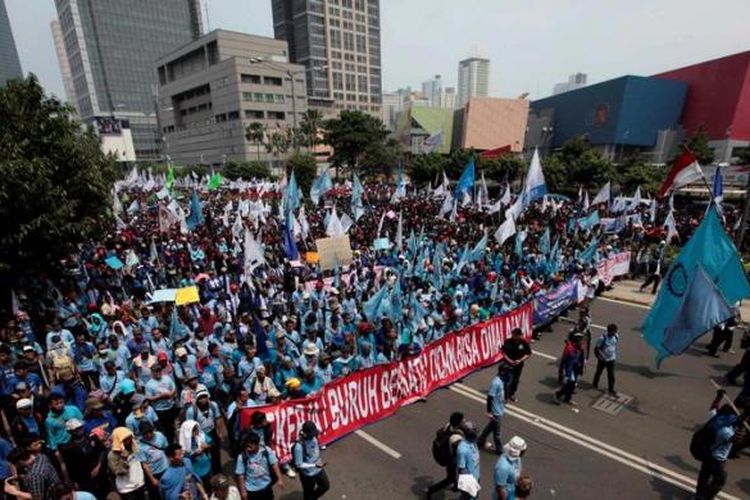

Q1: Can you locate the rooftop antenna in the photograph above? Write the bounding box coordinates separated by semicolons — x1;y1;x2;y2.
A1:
203;0;211;32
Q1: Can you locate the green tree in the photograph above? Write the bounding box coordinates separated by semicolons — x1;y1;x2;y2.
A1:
324;110;388;174
406;152;449;187
223;160;272;180
0;75;117;286
286;152;318;195
300;109;324;150
264;128;292;163
737;147;750;165
359;138;404;180
619;153;665;195
245;122;266;162
679;126;715;165
539;136;615;194
481;154;526;184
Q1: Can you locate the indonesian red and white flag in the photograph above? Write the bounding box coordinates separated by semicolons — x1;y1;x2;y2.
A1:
657;151;703;198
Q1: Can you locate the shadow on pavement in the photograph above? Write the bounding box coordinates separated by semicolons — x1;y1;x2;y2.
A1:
709;363;735;373
411;475;436;498
648;475;693;500
537;375;561;389
737;478;750;495
663;454;700;475
279;493;304;500
616;361;678;379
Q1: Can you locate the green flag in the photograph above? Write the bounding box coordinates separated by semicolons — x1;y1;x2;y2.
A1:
208;172;223;190
166;166;175;191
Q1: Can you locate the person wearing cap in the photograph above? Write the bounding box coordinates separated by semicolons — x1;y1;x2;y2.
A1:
99;359;126;401
210;473;241;500
179;369;208;409
293;421;329;499
274;333;300;363
185;389;224;474
11;397;42;444
248;366;278;404
173;345;199;386
478;364;506;455
136;420;169;498
125;394;160;438
112;377;138;426
299;342;321;373
159;442;209;500
493;436;528;500
59;418;100;494
145;364;178;443
108;427;149;499
45;392;84;454
83;396;117;435
235;431;284;499
456;421;481;499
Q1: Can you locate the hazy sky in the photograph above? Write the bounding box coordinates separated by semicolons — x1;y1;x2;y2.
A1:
6;0;750;101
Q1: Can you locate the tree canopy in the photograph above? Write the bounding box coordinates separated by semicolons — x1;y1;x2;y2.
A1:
223;160;272;180
324;110;388;173
286;151;318;195
0;75;117;286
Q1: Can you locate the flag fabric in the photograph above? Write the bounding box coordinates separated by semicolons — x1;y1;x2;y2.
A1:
166;166;175;191
186;190;204;230
422;129;444;153
377;211;386;237
506;196;523;221
326;208;345;237
643;205;750;364
207;172;223;190
351;173;365;221
664;210;679;243
284;170;301;215
392;166;407;202
539;227;550;255
628;186;642;212
487;199;503;214
494;224;511;251
500;184;512;206
310;169;333;205
454;158;475;197
112;187;123;215
282;214;299;261
577;238;599;264
582;190;590;211
713;167;723;202
649;199;657;223
662;264;734;355
363;286;390;321
522;148;547;205
591;181;610;207
468;233;488;262
244;229;266;274
126;199;140;215
396;211;403;250
477;171;489;207
514;230;526;258
657;150;704;198
440;192;454;216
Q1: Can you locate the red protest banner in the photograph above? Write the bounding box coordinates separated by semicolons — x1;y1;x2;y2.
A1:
240;302;533;461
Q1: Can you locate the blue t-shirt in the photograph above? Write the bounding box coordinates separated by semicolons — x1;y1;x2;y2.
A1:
488;375;505;417
493;455;521;500
145;376;176;411
45;405;84;450
137;431;169;475
456;440;480;483
712;425;736;461
596;334;618;361
159;458;201;500
235;446;278;492
293;437;321;477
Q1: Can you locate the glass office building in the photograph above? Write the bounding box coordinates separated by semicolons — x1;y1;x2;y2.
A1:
0;0;22;86
53;0;203;160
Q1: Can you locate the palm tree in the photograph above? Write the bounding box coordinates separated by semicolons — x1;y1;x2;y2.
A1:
300;109;323;150
245;122;266;161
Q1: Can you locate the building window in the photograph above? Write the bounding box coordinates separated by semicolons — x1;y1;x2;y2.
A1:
244;110;264;119
227;111;240;121
274;94;285;103
263;76;283;86
268;111;286;120
241;74;261;84
264;94;275;103
333;72;343;90
253;92;264;102
242;92;253;101
215;113;227;123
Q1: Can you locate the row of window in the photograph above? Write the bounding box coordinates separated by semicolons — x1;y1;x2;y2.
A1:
245;110;286;120
179;102;212;116
240;74;283;86
241;92;285;104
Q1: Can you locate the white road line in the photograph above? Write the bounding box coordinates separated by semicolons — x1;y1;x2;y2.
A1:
558;316;607;330
354;430;402;459
599;296;652;310
533;350;557;361
449;383;739;500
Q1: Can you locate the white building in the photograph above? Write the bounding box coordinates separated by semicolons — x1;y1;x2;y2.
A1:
457;57;489;108
422;74;442;107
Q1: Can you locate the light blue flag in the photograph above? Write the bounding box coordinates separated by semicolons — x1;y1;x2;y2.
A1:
186;190;204;230
514;230;526;259
409;293;429;327
407;229;417;256
454;158;475;197
522;148;547;206
456;244;470;273
310;169;332;205
392;166;407;201
351;173;365;220
363;286;390;321
432;242;444;271
284;170;301;215
662;264;734;356
390;281;403;324
490;277;499;302
469;233;488;262
577;237;599;264
643;206;750;364
539;227;550;255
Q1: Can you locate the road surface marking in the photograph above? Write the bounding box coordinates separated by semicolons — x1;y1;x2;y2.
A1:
449;383;739;500
354;430;402;459
558;316;607;330
599;296;652;310
533;350;557;361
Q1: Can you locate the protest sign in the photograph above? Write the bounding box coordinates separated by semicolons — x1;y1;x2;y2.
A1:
533;280;578;326
373;237;390;250
597;251;631;286
105;256;124;270
148;289;178;303
240;302;533;462
315;236;353;271
175;286;200;305
305;252;319;264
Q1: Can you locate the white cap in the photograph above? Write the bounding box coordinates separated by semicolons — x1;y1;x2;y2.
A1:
16;398;32;410
504;436;527;457
65;418;84;431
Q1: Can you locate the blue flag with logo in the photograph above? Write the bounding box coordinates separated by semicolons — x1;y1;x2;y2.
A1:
643;206;750;365
363;286;391;321
454;158;475;197
577;237;599;264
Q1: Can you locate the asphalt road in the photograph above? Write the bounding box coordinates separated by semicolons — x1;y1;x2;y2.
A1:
239;297;750;499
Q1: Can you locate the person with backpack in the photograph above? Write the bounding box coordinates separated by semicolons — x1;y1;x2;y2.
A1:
235;432;284;500
425;411;465;498
456;421;481;500
693;391;739;500
292;421;329;499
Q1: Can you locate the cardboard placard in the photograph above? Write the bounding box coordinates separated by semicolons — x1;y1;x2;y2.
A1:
315;236;353;271
175;286;200;305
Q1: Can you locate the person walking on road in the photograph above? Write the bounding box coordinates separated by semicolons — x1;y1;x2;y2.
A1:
493;436;527;500
425;411;465;497
726;326;750;389
456;421;481;500
695;403;739;500
707;308;739;358
501;328;532;402
478;365;505;454
292;421;330;500
592;323;619;397
556;332;584;405
235;432;284;500
639;241;665;294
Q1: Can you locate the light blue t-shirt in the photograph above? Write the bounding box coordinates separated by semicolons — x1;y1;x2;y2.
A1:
493;454;521;500
159;457;201;500
293;437;322;477
75;492;97;500
145;375;176;411
456;440;480;483
235;446;278;492
45;405;84;450
596;334;618;361
137;431;169;475
712;426;736;461
488;375;505;417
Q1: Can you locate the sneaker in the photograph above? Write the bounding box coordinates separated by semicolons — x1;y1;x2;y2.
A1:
509;396;518;403
484;441;494;451
608;391;618;398
565;400;578;407
286;468;297;478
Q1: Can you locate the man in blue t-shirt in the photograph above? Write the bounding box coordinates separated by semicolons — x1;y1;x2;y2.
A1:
456;421;481;499
159;443;207;500
493;436;527;500
293;421;330;499
592;323;619;396
235;432;284;499
695;404;739;500
478;364;505;454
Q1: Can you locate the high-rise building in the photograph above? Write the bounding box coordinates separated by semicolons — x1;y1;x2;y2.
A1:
50;20;77;106
53;0;204;161
271;0;382;116
381;91;400;131
457;57;489;109
0;0;22;85
439;87;456;109
422;74;442;107
552;72;588;95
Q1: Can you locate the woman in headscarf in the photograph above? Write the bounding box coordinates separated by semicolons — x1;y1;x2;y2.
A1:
178;419;212;480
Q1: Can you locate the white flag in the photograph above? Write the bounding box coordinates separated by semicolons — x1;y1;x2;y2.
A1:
582;190;590;211
112;187;123;215
664;210;679;243
487;199;503;214
396;211;403;249
377;210;386;237
494;217;516;246
649;199;657;223
440;192;454;216
591;182;611;207
298;206;310;238
244;229;266;272
500;184;511;206
326;208;345;237
340;213;353;234
505;196;523;221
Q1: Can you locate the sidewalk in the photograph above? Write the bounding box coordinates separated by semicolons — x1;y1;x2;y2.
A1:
603;279;750;321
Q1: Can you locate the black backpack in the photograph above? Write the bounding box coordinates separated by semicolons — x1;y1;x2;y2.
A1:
432;425;453;467
689;421;716;462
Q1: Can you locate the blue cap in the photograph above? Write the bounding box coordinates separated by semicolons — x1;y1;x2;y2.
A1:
119;378;136;395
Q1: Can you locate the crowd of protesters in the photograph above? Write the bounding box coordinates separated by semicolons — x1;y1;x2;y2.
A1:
0;168;743;500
